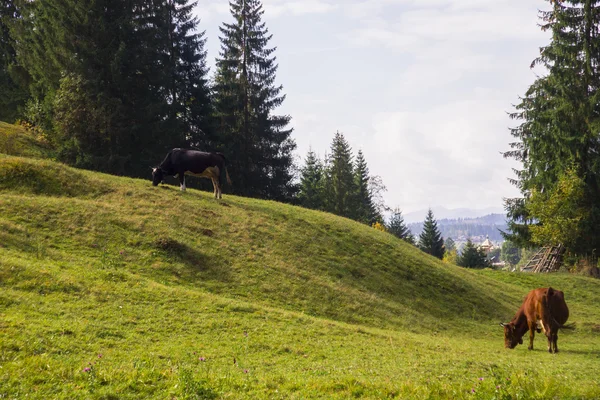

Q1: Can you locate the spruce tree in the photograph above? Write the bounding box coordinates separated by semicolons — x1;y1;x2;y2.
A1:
504;0;600;255
457;239;489;269
8;0;212;176
445;237;456;252
0;0;28;121
418;209;445;259
298;148;325;210
214;0;296;201
354;150;379;224
160;0;213;149
388;207;412;242
324;131;356;218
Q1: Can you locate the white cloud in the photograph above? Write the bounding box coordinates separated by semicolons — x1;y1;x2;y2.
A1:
264;0;338;17
361;92;522;212
196;0;547;213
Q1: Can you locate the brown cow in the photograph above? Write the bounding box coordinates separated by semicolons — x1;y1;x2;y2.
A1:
501;287;569;353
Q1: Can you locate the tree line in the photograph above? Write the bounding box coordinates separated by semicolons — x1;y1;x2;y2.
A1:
504;0;600;260
0;0;295;201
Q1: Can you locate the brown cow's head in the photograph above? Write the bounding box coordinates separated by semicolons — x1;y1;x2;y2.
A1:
501;323;523;349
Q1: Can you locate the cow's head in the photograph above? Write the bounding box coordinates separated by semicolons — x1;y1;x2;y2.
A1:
501;322;523;349
151;167;164;186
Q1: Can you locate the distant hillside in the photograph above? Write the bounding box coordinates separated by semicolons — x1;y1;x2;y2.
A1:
404;206;505;224
408;213;508;243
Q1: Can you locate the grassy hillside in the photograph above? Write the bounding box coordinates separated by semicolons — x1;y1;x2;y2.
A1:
1;143;600;398
0;121;55;159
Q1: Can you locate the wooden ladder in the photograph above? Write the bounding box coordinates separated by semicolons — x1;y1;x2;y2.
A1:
521;245;564;273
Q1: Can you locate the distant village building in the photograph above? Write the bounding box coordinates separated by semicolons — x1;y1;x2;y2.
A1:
478;236;506;268
478;235;495;254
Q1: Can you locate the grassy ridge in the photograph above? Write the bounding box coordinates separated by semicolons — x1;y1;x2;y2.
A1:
0;121;55;159
1;141;600;398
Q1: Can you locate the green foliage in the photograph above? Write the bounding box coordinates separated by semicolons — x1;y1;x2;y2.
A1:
443;238;458;264
457;239;489;269
52;73;115;169
298;148;325;210
388;207;412;242
501;240;521;266
354;150;380;224
443;248;458;265
0;1;29;121
527;167;588;251
299;136;387;226
213;0;296;201
323;132;357;219
418;209;445;259
5;0;212;177
504;0;600;255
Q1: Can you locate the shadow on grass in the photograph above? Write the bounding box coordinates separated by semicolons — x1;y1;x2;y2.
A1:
154;237;231;283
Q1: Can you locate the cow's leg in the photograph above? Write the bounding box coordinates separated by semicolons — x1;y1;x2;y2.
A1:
179;174;186;192
546;330;553;353
527;321;536;350
552;331;559;354
216;180;222;199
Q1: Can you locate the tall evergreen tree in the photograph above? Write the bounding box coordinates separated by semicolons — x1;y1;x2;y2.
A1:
7;0;212;176
388;207;412;242
0;0;28;121
324;131;356;218
354;150;379;224
160;0;214;148
214;0;296;201
457;239;489;269
418;209;445;259
504;0;600;255
298;148;325;210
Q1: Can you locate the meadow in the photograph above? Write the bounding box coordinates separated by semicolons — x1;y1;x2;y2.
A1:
1;123;600;399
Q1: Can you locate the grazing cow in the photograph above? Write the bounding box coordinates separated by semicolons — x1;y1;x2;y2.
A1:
501;287;569;353
152;148;232;199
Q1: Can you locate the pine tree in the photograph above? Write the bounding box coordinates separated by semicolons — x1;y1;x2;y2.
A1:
214;0;296;200
388;207;412;242
504;0;600;255
354;150;379;224
161;0;213;149
8;0;212;176
324;131;356;218
418;209;445;259
0;0;28;121
445;237;456;252
457;239;489;269
298;148;325;210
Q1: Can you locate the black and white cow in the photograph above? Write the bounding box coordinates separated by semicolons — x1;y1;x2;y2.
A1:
152;148;232;199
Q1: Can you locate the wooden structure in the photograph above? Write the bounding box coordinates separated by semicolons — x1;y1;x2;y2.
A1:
521;245;565;273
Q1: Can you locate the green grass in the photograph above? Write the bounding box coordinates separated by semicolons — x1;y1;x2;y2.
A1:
0;121;55;159
1;133;600;399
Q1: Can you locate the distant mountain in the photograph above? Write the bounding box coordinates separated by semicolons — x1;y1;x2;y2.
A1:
408;213;508;244
403;206;505;224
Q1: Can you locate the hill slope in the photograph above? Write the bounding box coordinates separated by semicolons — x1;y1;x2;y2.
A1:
1;151;600;399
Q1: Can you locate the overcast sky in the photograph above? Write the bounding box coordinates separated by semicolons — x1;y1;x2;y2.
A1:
195;0;550;214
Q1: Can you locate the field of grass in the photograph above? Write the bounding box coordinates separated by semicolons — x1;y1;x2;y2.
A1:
1;121;600;399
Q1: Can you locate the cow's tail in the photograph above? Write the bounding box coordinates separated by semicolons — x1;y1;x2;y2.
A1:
216;152;232;187
226;167;232;186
